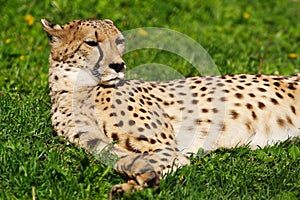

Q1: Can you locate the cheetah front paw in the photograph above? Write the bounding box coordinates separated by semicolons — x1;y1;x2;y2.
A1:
109;180;142;200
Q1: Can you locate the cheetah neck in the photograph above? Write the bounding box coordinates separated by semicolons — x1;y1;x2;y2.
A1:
49;62;104;144
49;61;99;94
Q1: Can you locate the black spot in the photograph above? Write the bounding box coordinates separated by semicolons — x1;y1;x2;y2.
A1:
246;103;253;109
275;92;283;99
161;133;167;139
128;120;135;126
220;97;227;102
243;122;251;131
151;122;157;129
286;116;294;125
164;123;169;128
249;93;256;98
116;99;122;104
139;108;147;113
277;118;285;127
235;93;243;99
143;123;150;129
153;148;163;153
194;119;202;125
236;85;244;90
139;99;145;105
137;135;148;142
176;84;184;88
159;88;165;92
129;97;135;102
116;92;122;96
109;112;117;117
177;100;184;104
230;110;239;119
258;87;267;92
217;122;225;132
103;123;108;136
150;139;156;144
128;105;133;111
116;120;123;127
212;108;218;113
288;93;294;99
288;84;296;90
147;101;153;106
202;108;209;113
163;152;171;157
149;159;158;163
291;106;296;115
111;133;119;141
252;111;257;119
143;151;149;156
258;102;266;110
200;86;207;91
270;98;278;105
192;99;198;104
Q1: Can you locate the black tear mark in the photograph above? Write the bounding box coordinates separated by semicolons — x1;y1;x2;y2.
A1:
95;31;98;40
91;45;103;78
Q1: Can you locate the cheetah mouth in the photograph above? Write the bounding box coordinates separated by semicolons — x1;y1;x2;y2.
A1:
100;72;125;85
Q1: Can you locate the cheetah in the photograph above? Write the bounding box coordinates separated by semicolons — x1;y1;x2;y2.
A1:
41;18;300;198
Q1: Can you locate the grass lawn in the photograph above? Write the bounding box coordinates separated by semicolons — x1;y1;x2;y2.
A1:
1;0;300;199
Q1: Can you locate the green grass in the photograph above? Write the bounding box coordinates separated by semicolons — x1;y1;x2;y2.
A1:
1;0;300;199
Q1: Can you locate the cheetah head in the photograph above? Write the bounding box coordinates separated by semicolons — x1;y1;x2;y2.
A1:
41;19;126;86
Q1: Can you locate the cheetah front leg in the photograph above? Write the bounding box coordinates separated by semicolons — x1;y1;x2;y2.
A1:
109;154;159;199
109;147;190;199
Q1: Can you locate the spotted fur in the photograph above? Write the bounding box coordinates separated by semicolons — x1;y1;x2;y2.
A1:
41;19;300;199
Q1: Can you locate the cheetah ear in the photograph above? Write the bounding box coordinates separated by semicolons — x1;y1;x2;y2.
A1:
41;19;64;44
103;19;114;25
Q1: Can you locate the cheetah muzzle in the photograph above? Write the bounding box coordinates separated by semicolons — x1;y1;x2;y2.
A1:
41;18;300;199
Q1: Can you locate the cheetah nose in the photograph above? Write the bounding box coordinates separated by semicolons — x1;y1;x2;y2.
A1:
109;62;125;73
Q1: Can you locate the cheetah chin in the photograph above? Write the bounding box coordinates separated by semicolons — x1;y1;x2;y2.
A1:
100;72;125;86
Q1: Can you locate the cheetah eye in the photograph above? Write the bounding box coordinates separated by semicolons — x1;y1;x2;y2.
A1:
85;41;98;47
